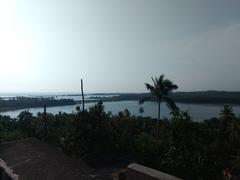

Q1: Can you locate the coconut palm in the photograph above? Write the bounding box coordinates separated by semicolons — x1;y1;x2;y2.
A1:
140;75;179;121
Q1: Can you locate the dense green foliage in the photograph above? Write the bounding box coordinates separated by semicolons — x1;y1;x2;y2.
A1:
0;97;75;111
0;103;240;179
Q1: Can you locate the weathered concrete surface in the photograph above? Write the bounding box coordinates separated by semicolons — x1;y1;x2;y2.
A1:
0;138;96;180
126;163;183;180
0;138;183;180
0;159;19;180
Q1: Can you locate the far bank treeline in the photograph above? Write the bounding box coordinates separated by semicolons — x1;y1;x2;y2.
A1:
1;90;240;112
94;91;240;104
0;97;75;112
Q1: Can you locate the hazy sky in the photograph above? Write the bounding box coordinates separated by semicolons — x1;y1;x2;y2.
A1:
0;0;240;93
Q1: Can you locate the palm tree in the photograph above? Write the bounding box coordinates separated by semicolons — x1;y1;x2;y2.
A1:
140;75;179;121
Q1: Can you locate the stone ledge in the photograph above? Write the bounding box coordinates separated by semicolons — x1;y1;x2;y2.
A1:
0;159;19;180
126;163;183;180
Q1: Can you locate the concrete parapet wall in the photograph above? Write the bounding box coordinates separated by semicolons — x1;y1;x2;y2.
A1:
126;163;183;180
0;159;18;180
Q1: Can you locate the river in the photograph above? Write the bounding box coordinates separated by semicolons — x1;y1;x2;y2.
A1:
1;100;240;121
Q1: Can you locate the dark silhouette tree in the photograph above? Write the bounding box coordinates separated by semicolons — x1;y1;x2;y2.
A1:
220;105;235;119
139;107;144;115
140;75;179;121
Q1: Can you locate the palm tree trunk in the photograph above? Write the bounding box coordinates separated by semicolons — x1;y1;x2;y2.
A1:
157;98;161;137
158;98;161;121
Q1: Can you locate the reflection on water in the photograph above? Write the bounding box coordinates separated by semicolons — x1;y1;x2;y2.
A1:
1;101;240;121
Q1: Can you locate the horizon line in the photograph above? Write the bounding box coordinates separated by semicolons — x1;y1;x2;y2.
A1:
1;90;240;96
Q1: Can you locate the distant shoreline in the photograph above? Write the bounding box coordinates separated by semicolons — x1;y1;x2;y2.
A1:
1;100;240;114
1;91;240;113
0;97;76;113
92;91;240;105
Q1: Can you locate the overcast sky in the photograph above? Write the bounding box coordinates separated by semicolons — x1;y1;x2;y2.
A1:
0;0;240;93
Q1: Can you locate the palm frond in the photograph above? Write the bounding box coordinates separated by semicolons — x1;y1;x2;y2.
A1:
145;83;155;92
159;75;165;84
151;77;158;88
161;79;178;95
164;96;179;112
171;84;178;90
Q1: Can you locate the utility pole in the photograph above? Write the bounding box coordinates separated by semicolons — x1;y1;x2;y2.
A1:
43;104;47;122
43;104;47;138
81;79;85;111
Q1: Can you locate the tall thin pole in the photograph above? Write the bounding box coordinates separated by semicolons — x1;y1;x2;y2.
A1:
43;104;47;138
44;104;47;121
81;79;85;111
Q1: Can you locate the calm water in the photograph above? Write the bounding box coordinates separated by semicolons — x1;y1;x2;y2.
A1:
1;101;240;121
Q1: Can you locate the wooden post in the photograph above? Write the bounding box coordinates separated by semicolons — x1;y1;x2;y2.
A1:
81;79;85;111
43;104;47;137
44;104;46;120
